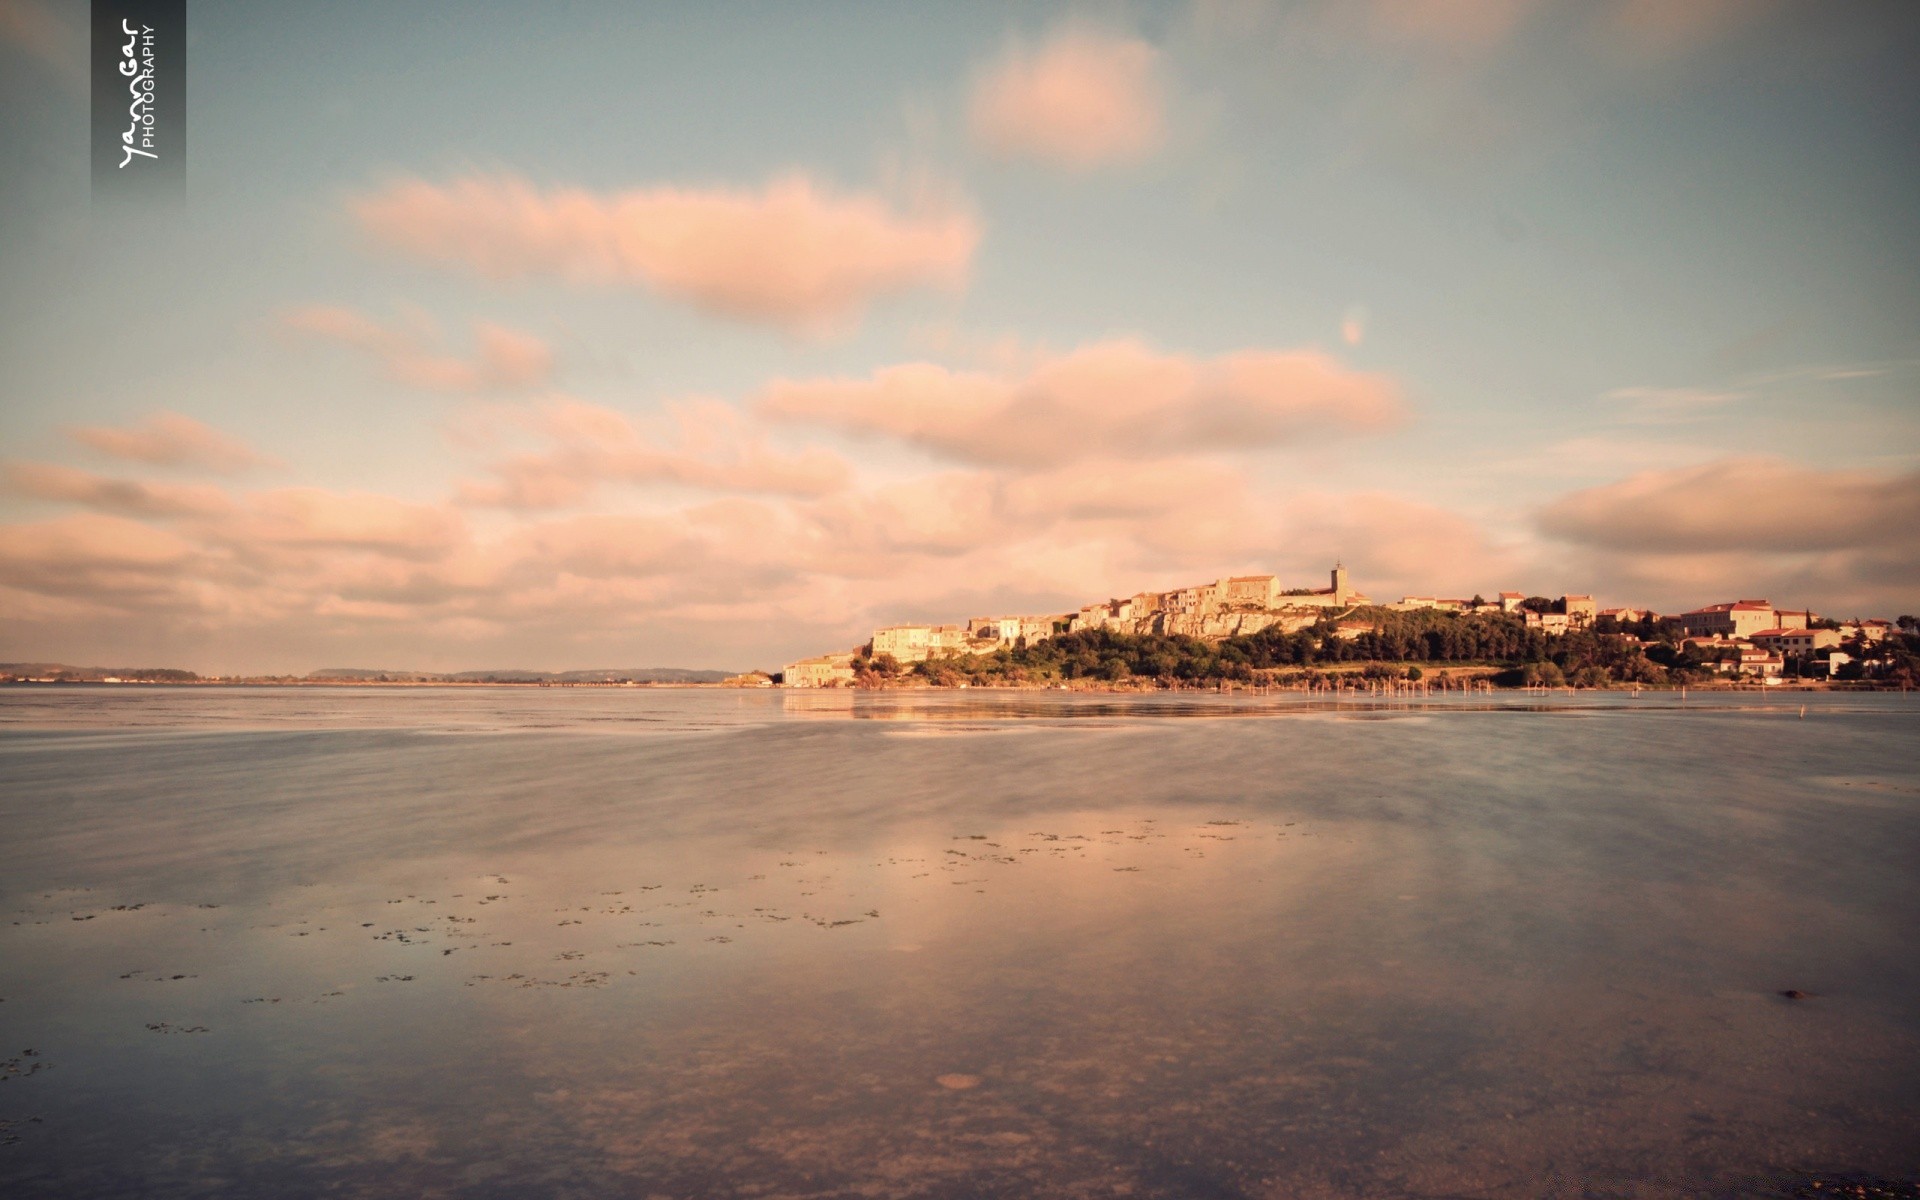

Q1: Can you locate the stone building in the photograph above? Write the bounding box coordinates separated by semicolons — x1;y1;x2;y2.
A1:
782;655;856;687
1680;601;1801;640
1561;595;1597;628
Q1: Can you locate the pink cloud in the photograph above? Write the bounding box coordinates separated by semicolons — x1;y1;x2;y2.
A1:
803;472;1006;561
456;397;852;509
0;513;200;603
1002;457;1239;522
224;489;469;559
2;462;233;518
1537;458;1920;554
1258;492;1517;598
0;0;85;93
352;175;978;331
759;339;1403;466
506;514;692;580
67;412;275;474
1340;305;1368;347
0;462;1523;672
283;305;554;393
969;28;1166;169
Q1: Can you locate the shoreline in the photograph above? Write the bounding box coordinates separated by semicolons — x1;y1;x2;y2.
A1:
0;677;1905;693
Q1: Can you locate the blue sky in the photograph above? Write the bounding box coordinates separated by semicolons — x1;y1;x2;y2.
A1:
1;0;1916;672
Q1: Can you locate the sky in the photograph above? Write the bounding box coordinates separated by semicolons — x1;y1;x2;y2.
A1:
0;0;1917;674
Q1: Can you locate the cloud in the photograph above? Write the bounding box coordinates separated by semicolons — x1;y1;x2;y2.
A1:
1010;474;1514;596
1002;457;1239;523
505;513;693;580
1603;385;1747;426
1538;457;1920;554
759;339;1403;467
67;412;276;474
803;472;1007;560
283;306;554;393
0;0;85;93
1340;305;1367;347
352;175;978;331
455;397;852;509
0;450;1696;672
1;462;233;518
0;513;200;602
1605;0;1771;59
969;27;1166;169
1259;492;1518;597
223;489;469;559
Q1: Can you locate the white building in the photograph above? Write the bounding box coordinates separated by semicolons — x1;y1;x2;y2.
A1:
783;655;856;687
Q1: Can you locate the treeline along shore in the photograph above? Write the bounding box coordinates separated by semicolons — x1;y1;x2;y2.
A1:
832;607;1920;690
8;613;1918;693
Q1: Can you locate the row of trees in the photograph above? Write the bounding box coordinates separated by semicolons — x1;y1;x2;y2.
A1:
835;609;1639;688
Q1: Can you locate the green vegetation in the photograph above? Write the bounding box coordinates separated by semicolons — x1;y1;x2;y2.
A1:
1834;625;1920;688
841;606;1917;690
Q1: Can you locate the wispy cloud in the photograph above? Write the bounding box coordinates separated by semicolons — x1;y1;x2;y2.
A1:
1;462;234;518
455;397;852;509
1341;305;1368;347
969;26;1166;170
66;413;277;474
1538;457;1920;554
1603;385;1748;425
760;339;1403;468
283;305;555;393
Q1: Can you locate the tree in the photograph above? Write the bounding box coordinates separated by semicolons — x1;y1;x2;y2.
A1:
1523;661;1566;687
1570;664;1610;689
1615;655;1665;685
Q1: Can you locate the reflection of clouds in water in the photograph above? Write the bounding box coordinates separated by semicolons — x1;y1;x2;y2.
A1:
780;689;855;718
2;690;1918;1195
878;723;1034;737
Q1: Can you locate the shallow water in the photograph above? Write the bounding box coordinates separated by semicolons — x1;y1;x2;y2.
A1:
0;686;1916;1198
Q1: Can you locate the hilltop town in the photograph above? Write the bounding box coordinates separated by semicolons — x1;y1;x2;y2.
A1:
782;565;1917;690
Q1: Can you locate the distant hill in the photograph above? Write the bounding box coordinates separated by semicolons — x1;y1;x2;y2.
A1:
307;668;416;680
308;667;735;684
3;663;739;685
1;663;200;682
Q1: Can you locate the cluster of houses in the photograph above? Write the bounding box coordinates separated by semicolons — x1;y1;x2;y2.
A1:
783;565;1368;685
780;565;1896;686
1661;600;1891;680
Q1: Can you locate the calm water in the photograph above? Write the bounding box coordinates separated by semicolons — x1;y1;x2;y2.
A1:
0;686;1915;1198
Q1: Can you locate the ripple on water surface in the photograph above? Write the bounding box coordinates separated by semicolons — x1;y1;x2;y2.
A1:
0;688;1916;1197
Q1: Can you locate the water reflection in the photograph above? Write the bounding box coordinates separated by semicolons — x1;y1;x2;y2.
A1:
0;690;1915;1197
